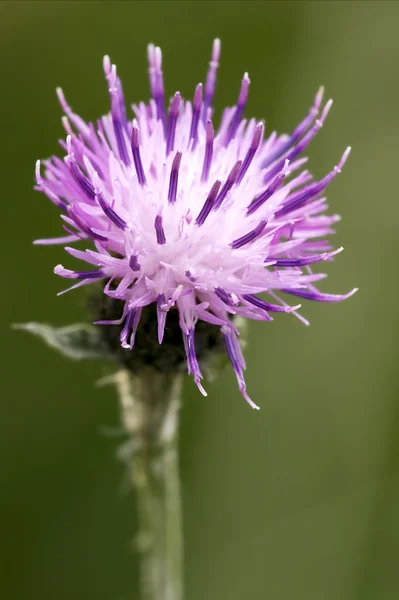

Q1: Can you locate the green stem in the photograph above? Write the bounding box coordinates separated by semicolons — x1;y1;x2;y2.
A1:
114;369;183;600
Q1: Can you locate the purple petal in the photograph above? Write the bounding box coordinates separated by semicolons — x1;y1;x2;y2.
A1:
243;294;298;313
246;172;286;215
215;287;236;306
224;72;250;146
66;155;96;200
204;38;221;116
276;147;351;218
54;265;105;280
201;120;214;182
166;92;181;155
223;327;259;410
231;220;266;249
262;87;324;169
183;329;207;396
148;45;166;127
214;160;242;209
264;100;332;186
236;122;264;184
113;118;131;166
189;83;203;148
157;293;168;343
266;248;342;267
96;191;127;230
196;180;221;225
168;151;182;204
281;287;358;302
35;160;67;211
131;127;147;186
120;308;137;349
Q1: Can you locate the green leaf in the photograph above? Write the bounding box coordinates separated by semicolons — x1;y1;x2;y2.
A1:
13;322;112;361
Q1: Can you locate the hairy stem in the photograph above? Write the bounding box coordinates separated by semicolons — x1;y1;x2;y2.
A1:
114;369;183;600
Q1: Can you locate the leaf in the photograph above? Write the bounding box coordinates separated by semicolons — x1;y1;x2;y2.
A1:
13;322;112;361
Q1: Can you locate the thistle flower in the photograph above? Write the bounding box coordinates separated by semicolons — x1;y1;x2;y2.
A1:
35;39;356;409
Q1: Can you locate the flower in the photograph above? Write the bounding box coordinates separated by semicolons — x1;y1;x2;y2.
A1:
35;39;356;409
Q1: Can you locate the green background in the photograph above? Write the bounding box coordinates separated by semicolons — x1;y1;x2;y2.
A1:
1;1;398;598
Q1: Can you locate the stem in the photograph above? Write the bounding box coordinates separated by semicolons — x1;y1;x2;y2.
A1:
114;369;183;600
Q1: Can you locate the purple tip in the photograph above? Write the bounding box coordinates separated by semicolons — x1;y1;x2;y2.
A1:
214;160;242;209
96;191;127;230
211;38;221;62
314;86;325;111
36;159;67;208
193;83;203;111
281;287;358;303
147;44;156;96
56;87;70;114
251;121;264;149
223;328;259;410
169;91;181;117
152;46;166;127
103;60;130;161
54;265;105;280
243;294;296;313
201;119;214;182
263;100;333;186
185;270;197;282
166;92;181;155
224;73;250;147
236;122;264;185
266;248;342;267
129;254;141;271
247;172;286;216
337;146;351;171
131;127;147;185
184;329;207;396
131;127;140;148
154;214;166;244
262;87;325;169
157;293;168;344
66;205;107;242
215;287;236;306
204;38;221;114
276;147;351;218
196;180;222;225
113;118;131;166
189;83;203;149
66;155;96;200
120;308;137;349
168;151;182;204
238;72;250;105
231;220;266;249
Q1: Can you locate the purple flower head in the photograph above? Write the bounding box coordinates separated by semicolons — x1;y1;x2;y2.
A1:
35;40;356;409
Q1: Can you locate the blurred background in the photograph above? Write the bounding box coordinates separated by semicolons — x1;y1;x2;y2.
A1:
1;1;398;598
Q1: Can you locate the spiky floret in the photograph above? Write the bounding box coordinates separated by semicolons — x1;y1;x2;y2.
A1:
35;39;356;409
